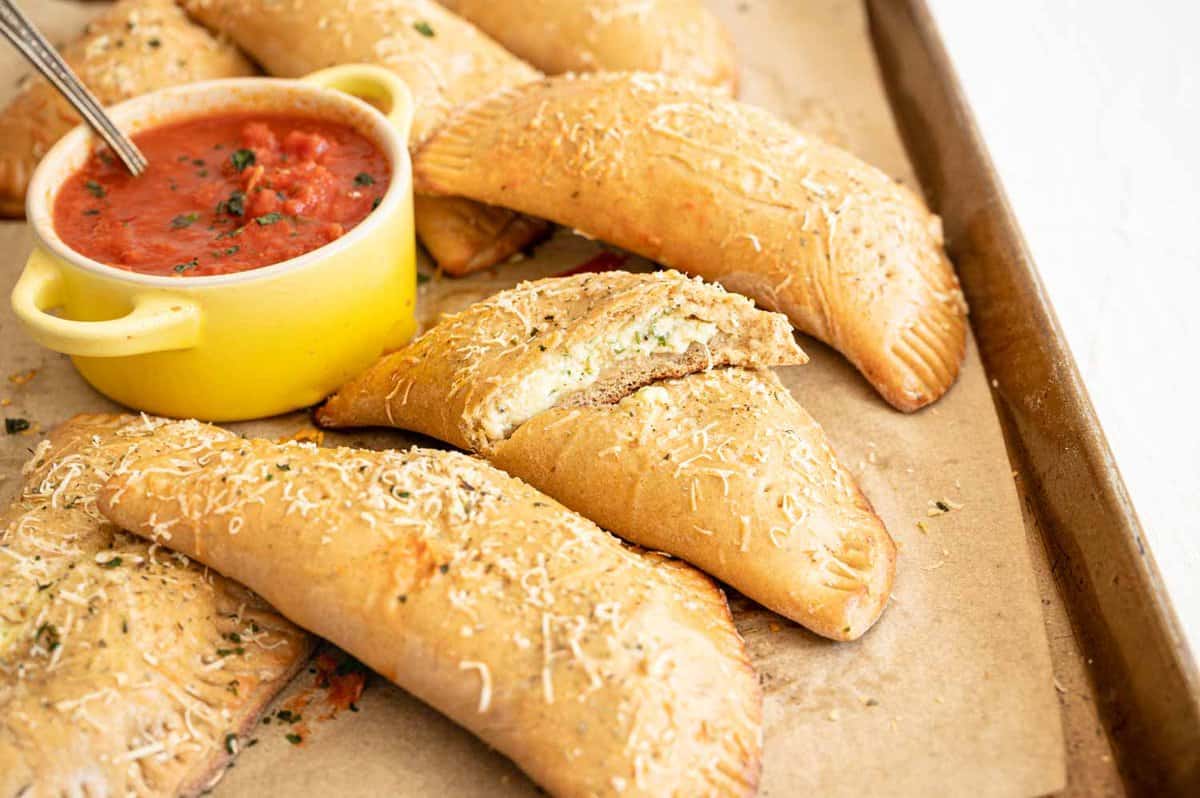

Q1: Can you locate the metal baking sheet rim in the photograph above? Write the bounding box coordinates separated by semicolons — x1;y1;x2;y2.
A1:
865;0;1200;794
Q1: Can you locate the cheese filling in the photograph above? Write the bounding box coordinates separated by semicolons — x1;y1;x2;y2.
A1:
482;315;719;441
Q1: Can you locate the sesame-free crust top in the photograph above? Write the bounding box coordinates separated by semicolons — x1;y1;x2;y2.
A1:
0;414;311;797
317;269;805;452
99;437;763;797
414;72;969;410
439;0;739;93
493;369;897;640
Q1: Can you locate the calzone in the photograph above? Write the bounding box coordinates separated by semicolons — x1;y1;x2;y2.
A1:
0;414;310;797
100;437;764;797
414;72;969;410
318;271;896;639
438;0;738;92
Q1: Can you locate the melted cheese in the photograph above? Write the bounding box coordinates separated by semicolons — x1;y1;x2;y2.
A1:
482;315;717;440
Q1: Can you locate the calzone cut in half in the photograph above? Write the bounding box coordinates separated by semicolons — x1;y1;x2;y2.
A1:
0;415;311;797
414;72;969;410
0;0;256;217
438;0;738;92
182;0;549;274
99;437;764;797
317;270;806;453
318;271;897;639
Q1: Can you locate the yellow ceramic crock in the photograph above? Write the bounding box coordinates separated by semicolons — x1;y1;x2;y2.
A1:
11;65;417;422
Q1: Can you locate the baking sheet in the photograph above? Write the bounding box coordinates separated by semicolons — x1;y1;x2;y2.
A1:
0;0;1066;794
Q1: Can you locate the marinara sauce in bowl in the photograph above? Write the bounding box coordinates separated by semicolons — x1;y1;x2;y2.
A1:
55;112;390;277
12;65;417;421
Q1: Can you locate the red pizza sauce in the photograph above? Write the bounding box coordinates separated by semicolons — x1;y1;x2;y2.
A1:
54;112;389;276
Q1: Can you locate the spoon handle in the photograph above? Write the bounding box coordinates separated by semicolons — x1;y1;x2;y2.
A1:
0;0;148;176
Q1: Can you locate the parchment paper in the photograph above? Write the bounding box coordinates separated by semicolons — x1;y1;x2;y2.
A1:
0;1;1067;795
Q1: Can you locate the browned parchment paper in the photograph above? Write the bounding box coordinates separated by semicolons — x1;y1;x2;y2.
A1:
0;1;1066;794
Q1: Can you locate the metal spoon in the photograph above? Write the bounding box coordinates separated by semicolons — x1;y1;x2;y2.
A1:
0;0;147;176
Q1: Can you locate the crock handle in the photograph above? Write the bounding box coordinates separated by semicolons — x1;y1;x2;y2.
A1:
10;249;202;357
301;64;415;143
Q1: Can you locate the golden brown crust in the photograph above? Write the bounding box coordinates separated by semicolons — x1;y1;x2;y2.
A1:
414;195;551;276
492;369;897;640
182;0;547;274
438;0;738;93
99;437;763;797
316;269;805;451
0;0;256;218
0;414;311;797
414;72;969;411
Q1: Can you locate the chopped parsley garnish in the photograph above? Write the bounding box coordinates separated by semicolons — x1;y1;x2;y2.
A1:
276;709;300;723
935;500;951;512
416;273;430;285
227;680;240;695
371;196;382;210
231;148;256;173
98;556;123;569
224;733;238;754
413;20;435;37
218;190;246;217
254;212;283;226
171;212;200;229
216;646;245;657
354;172;375;186
35;622;61;651
285;733;302;745
4;417;30;434
82;208;100;216
147;37;162;49
219;245;240;257
173;258;199;274
84;180;105;198
277;463;291;471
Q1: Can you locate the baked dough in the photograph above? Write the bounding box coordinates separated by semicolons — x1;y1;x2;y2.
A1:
182;0;549;274
317;269;806;452
0;0;256;217
412;195;550;275
99;437;764;797
438;0;737;92
492;368;896;640
0;414;310;797
414;72;969;410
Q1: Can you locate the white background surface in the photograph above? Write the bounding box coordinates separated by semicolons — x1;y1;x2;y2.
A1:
926;0;1200;657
